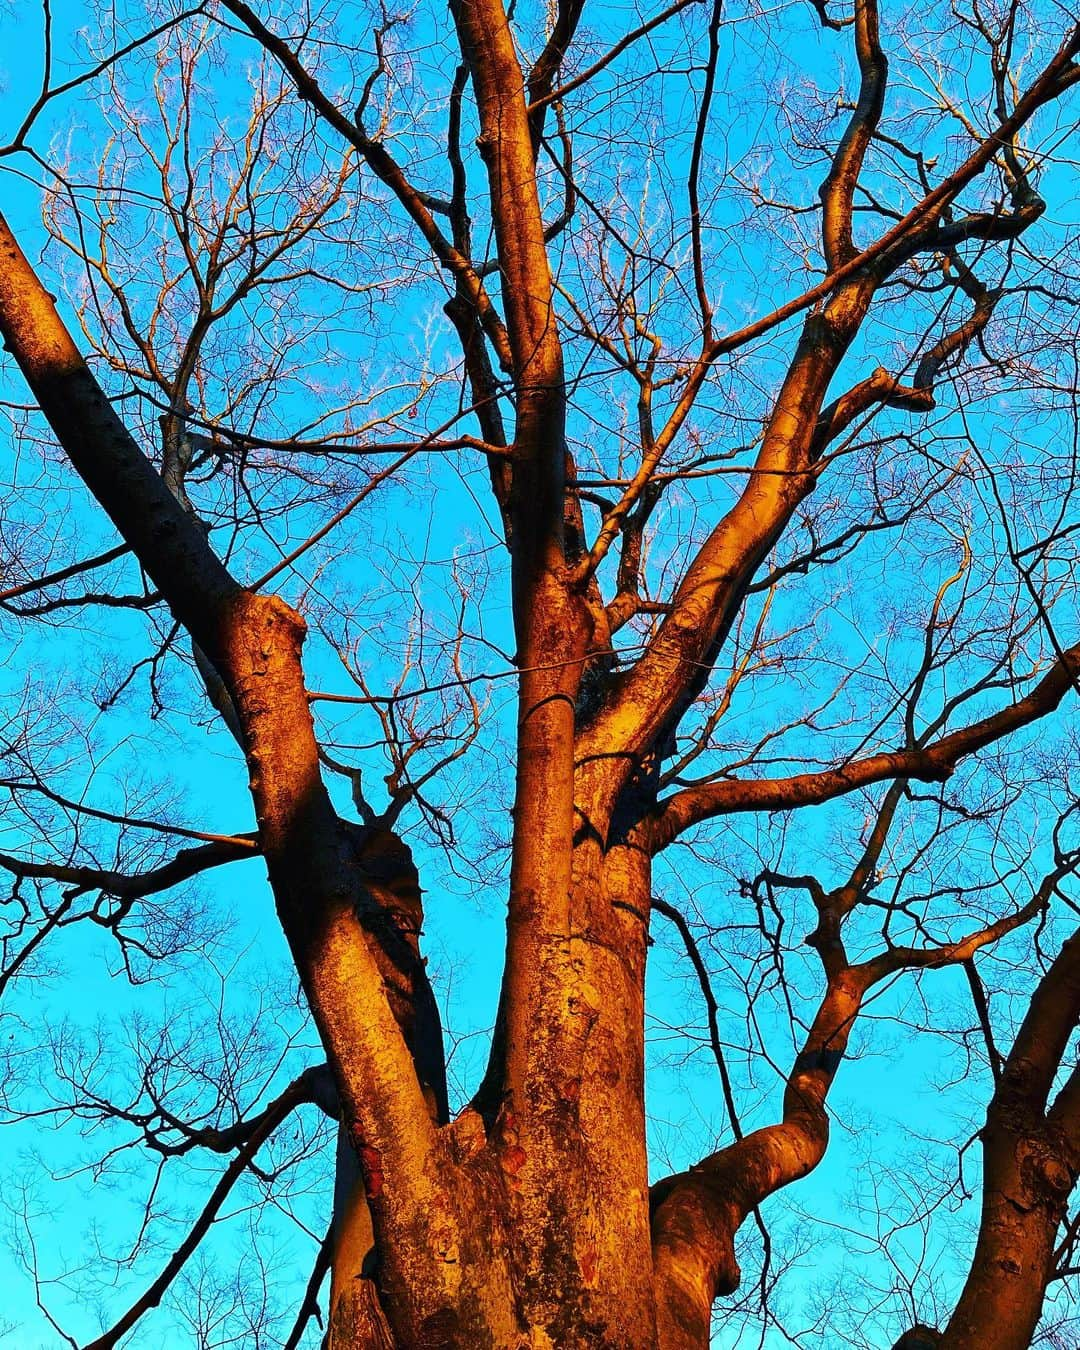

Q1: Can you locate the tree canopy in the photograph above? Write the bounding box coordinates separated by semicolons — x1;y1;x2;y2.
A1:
2;0;1080;1346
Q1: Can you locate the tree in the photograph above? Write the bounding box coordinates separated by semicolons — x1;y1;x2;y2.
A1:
2;0;1080;1344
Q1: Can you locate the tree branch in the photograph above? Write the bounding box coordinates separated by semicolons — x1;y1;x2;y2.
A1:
218;0;513;371
650;638;1080;848
0;834;258;903
82;1066;324;1350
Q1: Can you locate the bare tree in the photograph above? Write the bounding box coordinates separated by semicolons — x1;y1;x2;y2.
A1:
2;0;1080;1345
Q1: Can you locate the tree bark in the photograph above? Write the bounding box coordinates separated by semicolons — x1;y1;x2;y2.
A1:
651;970;866;1347
939;1120;1072;1350
939;929;1080;1350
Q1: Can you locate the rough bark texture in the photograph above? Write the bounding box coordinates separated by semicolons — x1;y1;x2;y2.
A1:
938;930;1080;1350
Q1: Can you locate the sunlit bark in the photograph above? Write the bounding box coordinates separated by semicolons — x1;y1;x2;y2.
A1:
940;931;1080;1350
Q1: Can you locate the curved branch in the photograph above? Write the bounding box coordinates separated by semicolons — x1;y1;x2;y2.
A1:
0;833;258;902
526;0;699;116
818;0;887;269
650;637;1080;848
218;0;512;371
651;969;868;1344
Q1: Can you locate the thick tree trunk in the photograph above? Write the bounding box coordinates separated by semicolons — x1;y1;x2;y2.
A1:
492;831;657;1342
938;928;1080;1350
321;827;661;1349
937;1121;1068;1350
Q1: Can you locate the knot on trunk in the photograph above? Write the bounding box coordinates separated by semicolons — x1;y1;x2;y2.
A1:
891;1326;940;1350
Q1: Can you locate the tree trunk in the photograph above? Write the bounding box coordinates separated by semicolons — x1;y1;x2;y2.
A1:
319;823;663;1349
328;1133;396;1348
939;928;1080;1350
494;831;657;1341
938;1120;1072;1349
